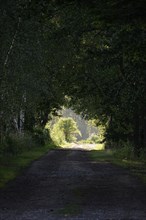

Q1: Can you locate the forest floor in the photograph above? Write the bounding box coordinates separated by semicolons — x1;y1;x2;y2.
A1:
0;145;146;220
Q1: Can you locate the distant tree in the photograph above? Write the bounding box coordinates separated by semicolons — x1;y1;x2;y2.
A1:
51;117;81;145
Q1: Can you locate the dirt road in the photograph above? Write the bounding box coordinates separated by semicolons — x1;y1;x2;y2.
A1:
0;148;146;220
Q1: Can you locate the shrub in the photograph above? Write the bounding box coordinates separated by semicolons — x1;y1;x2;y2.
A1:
140;148;146;161
51;117;81;145
0;133;36;156
113;141;134;160
33;128;52;146
88;134;100;143
0;127;53;156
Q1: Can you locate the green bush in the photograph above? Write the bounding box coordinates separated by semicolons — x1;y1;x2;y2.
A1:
140;148;146;161
82;134;103;144
77;139;92;144
51;126;66;146
33;128;51;146
51;117;81;145
0;127;53;156
113;141;134;160
0;133;36;156
89;134;100;144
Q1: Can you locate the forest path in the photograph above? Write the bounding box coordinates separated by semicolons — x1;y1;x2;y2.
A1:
0;148;146;220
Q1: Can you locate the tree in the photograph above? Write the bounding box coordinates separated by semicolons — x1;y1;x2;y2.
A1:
0;0;66;139
50;0;146;155
51;117;81;145
1;0;146;156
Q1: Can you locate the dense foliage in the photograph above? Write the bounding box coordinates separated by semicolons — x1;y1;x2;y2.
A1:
50;117;81;145
0;0;146;156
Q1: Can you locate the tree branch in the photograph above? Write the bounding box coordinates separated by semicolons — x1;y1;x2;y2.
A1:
4;17;21;68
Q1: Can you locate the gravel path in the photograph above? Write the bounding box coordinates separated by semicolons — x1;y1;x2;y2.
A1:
0;148;146;220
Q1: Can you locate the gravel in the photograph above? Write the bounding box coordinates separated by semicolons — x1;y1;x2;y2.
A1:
0;148;146;220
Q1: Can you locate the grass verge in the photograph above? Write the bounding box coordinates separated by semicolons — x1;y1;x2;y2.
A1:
0;144;58;188
89;150;146;184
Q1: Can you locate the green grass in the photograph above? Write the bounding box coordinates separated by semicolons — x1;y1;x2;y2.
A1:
90;150;113;161
89;150;146;184
0;143;57;188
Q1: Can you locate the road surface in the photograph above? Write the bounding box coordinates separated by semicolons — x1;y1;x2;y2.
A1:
0;147;146;219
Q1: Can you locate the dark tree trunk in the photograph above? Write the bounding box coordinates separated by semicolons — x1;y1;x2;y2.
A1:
143;118;146;149
142;107;146;149
133;109;140;157
24;111;35;132
17;112;21;132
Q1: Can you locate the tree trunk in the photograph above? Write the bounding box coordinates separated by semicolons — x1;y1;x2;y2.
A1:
142;106;146;149
133;110;140;157
143;114;146;149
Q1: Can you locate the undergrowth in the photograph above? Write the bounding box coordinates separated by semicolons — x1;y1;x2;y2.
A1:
0;143;58;188
0;129;58;188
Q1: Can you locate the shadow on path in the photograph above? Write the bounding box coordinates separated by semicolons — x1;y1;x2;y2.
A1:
0;148;146;219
